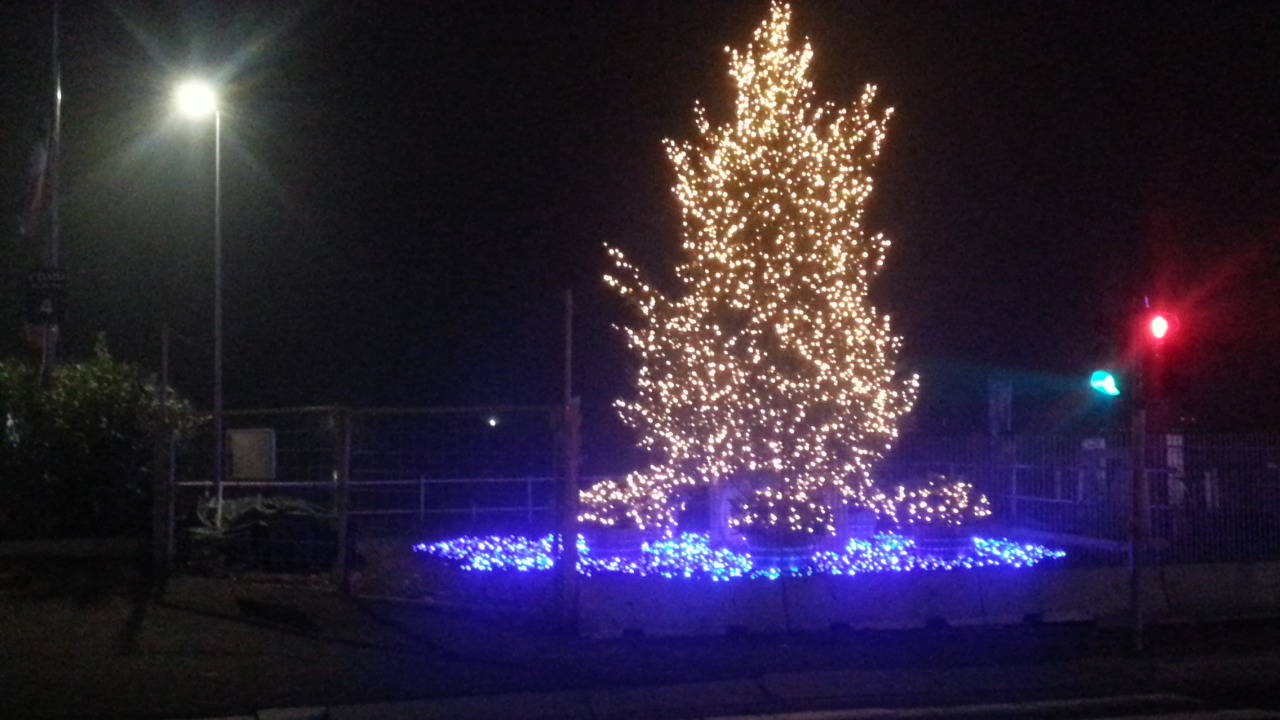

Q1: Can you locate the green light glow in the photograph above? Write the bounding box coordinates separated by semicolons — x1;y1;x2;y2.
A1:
1090;370;1120;396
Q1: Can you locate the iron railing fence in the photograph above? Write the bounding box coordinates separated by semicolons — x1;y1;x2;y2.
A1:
877;432;1280;565
346;405;562;538
173;408;1280;572
175;407;348;572
174;405;567;571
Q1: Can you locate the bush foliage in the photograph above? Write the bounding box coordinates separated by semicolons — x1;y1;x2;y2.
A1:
0;337;199;538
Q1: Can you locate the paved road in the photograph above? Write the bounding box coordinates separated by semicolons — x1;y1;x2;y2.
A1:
194;693;1280;720
3;560;1280;719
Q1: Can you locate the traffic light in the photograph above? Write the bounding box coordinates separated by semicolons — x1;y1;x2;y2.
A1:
1149;314;1169;339
1146;311;1175;342
1090;370;1121;396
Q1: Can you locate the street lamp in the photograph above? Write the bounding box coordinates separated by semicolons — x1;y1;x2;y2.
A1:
174;80;217;119
174;78;225;528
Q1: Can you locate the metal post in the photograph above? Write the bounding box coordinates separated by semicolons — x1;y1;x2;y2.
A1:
1130;406;1147;652
213;110;225;528
418;476;426;529
1010;466;1019;520
558;398;582;631
162;324;172;545
555;290;580;633
166;339;178;573
165;407;177;571
40;1;63;383
563;291;573;408
150;325;168;584
331;408;352;591
151;324;174;584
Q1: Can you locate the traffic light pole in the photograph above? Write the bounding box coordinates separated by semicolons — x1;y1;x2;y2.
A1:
1096;305;1169;654
1129;310;1163;654
1129;398;1147;653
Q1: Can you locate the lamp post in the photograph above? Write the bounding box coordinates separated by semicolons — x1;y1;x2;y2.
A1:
174;79;225;528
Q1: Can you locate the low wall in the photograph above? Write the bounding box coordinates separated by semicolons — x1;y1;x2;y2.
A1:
574;562;1280;637
432;557;1280;638
0;537;141;559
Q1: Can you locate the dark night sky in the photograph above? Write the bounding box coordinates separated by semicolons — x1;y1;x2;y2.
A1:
2;1;1278;469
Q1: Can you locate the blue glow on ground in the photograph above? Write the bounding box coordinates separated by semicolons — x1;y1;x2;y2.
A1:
414;532;1065;580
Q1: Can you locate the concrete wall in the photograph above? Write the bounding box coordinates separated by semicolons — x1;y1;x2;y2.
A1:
572;562;1280;638
432;560;1280;638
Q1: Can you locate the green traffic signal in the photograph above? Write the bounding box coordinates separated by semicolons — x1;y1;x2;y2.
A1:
1090;370;1120;396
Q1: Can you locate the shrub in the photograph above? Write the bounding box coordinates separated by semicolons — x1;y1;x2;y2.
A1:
0;336;199;538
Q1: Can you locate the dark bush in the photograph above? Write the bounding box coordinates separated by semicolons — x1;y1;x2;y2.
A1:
0;337;198;538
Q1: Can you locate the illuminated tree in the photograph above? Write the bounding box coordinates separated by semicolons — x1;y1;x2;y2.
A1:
582;3;920;536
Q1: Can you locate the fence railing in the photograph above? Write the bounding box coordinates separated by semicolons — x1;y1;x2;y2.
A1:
923;433;1280;564
173;405;569;573
346;476;554;523
171;409;1280;573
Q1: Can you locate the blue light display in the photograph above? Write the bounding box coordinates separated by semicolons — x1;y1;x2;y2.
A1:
414;532;1065;580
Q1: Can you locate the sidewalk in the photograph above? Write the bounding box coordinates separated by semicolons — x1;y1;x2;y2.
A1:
308;656;1280;720
3;564;1279;719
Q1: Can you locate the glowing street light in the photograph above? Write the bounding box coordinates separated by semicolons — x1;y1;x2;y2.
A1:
174;77;226;527
174;79;217;119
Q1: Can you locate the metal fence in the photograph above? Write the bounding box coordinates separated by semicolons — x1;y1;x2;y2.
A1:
173;408;1280;575
174;405;568;574
346;406;566;536
881;432;1280;565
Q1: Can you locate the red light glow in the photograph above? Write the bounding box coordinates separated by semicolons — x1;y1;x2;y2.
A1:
1149;314;1170;339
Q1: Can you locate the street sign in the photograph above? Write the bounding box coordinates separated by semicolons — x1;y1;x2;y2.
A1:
25;267;67;324
229;429;277;479
27;268;67;291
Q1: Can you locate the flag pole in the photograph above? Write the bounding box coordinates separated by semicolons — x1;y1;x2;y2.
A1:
41;0;64;382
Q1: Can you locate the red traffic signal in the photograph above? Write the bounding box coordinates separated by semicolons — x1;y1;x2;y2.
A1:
1149;313;1170;339
1144;311;1177;343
